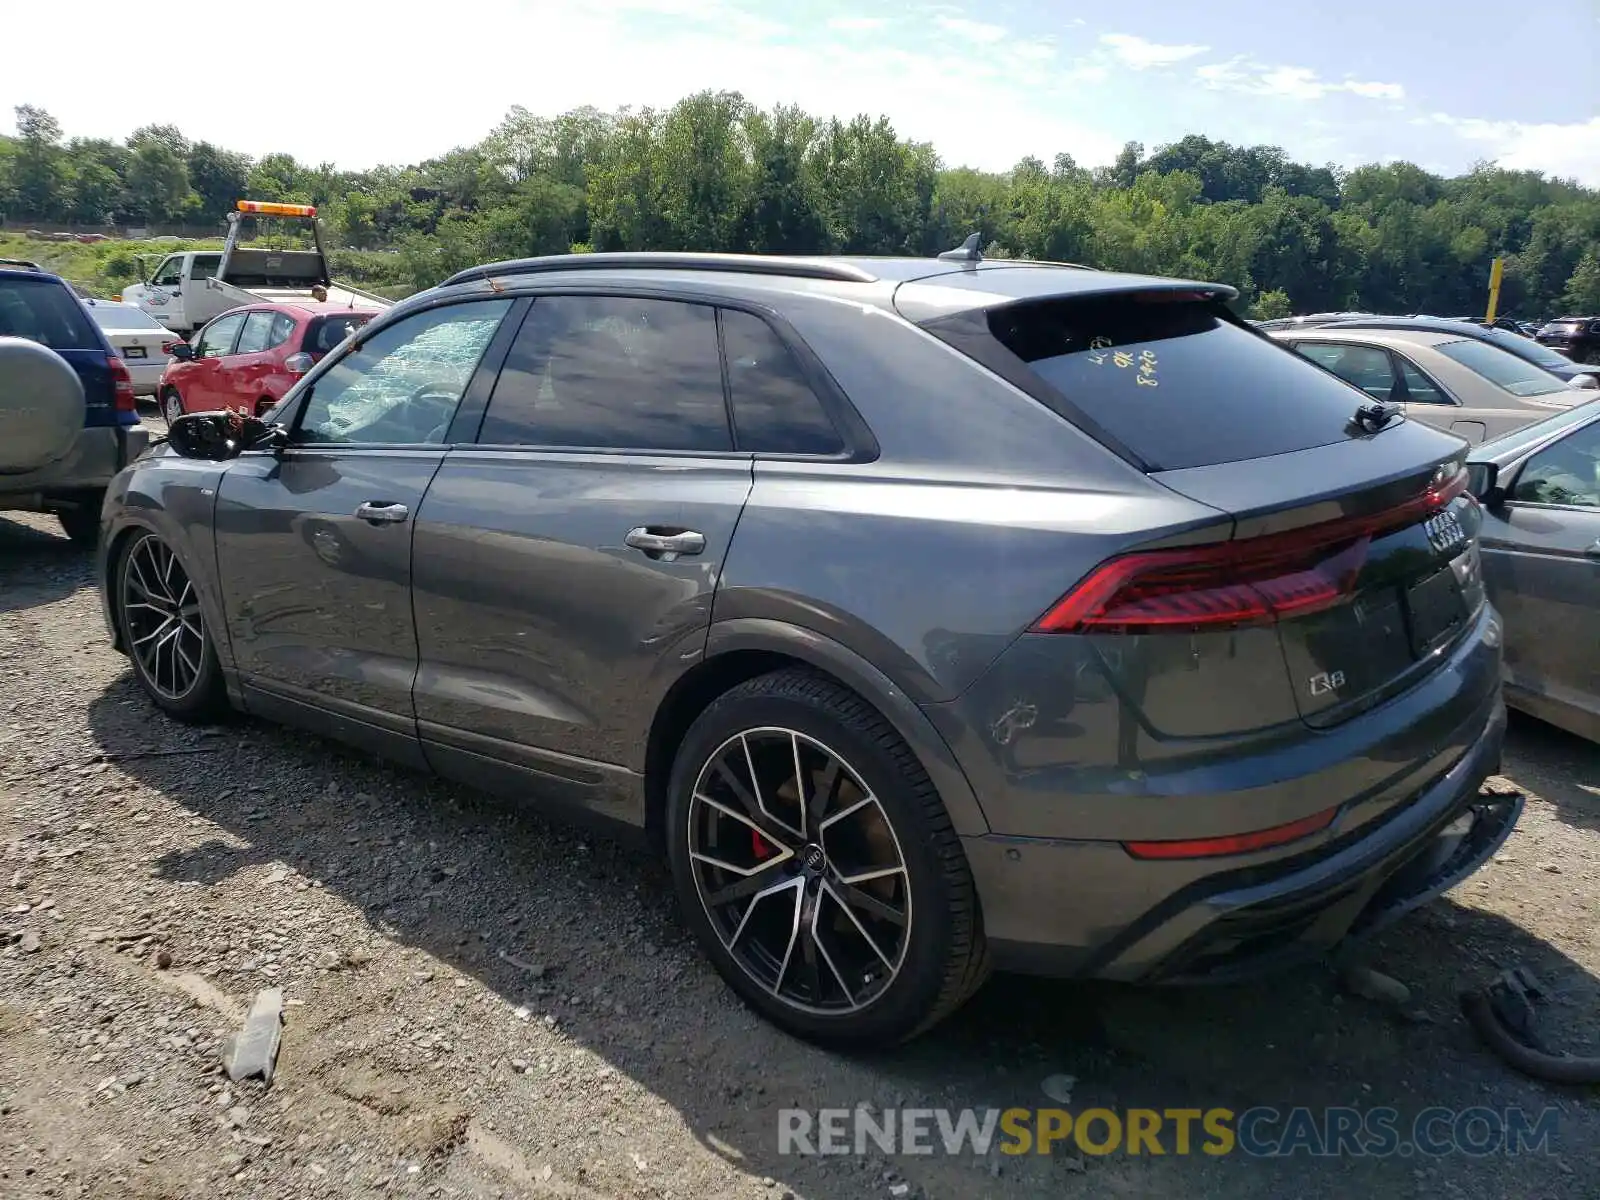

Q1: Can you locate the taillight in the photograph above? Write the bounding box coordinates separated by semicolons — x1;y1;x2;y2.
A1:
1034;464;1468;635
108;354;137;413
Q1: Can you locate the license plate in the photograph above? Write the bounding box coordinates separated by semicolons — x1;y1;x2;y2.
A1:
1405;565;1466;656
123;346;147;359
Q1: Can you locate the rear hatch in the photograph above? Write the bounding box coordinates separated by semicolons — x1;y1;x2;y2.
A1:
917;285;1486;728
0;272;124;427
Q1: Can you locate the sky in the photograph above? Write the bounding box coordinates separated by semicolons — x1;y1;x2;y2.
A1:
5;0;1599;184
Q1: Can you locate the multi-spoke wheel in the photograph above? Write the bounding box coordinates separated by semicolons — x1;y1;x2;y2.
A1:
667;669;989;1048
160;388;184;427
116;531;228;720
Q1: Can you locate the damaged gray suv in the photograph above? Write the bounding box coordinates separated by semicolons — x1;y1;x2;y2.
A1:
99;245;1515;1047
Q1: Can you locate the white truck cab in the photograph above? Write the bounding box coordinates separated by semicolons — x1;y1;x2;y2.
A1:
121;200;390;336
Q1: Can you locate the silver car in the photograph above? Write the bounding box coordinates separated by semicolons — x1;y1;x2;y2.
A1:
1468;397;1600;743
1272;326;1581;444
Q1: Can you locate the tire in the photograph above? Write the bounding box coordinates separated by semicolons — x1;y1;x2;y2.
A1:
0;337;85;474
160;387;185;426
56;491;104;547
666;667;989;1049
115;530;229;722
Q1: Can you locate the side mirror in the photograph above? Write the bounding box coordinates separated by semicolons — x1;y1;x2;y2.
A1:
167;411;277;461
165;341;194;361
283;352;314;376
1467;461;1502;507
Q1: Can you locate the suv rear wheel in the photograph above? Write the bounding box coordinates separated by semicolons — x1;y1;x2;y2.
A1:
666;668;989;1048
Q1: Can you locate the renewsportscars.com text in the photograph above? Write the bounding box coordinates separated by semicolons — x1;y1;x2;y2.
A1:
777;1106;1560;1159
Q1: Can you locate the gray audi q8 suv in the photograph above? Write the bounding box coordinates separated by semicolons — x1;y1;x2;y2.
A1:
99;247;1514;1047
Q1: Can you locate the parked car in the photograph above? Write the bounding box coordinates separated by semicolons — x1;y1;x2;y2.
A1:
101;248;1513;1047
1271;326;1581;443
0;260;147;544
159;302;380;424
1467;398;1600;744
1321;316;1600;390
1535;316;1600;365
80;298;178;397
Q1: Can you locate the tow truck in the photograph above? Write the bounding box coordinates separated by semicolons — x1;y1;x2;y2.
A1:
120;200;392;337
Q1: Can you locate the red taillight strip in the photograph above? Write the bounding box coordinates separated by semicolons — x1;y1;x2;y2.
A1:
1034;463;1468;634
1123;805;1339;860
108;354;137;413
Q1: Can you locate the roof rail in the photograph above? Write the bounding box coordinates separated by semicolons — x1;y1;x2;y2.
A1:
0;258;42;271
442;252;878;289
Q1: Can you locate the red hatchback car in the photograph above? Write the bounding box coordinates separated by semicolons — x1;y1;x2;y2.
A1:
159;302;379;423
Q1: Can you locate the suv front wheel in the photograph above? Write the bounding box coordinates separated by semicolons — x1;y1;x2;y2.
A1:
666;668;989;1048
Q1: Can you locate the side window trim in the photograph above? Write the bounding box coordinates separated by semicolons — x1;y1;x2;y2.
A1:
286;296;521;450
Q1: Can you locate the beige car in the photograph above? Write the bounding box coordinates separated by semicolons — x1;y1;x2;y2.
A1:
1270;326;1582;443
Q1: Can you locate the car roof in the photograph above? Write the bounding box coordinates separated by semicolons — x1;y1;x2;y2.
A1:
1271;327;1461;349
221;301;382;319
421;251;1236;325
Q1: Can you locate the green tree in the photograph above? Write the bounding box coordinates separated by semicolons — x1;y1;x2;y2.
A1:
125;139;193;222
1562;250;1600;313
10;104;67;219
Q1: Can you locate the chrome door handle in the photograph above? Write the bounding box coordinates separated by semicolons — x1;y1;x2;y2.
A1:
355;502;409;524
625;527;705;560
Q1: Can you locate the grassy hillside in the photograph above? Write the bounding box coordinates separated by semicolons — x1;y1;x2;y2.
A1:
0;233;416;301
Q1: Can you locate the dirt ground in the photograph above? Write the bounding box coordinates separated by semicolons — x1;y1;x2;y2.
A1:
2;504;1598;1200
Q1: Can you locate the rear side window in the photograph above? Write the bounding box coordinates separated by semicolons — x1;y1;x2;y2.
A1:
969;296;1373;470
1294;342;1395;400
0;278;99;350
721;310;844;455
1433;339;1568;398
479;295;732;451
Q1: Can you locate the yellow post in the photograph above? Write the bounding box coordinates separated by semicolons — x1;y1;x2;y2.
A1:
1485;257;1504;325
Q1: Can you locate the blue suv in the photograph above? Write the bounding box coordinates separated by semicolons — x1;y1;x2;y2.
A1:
0;259;148;544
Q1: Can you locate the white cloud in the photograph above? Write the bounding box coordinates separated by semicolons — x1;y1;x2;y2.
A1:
1197;56;1404;102
935;15;1009;44
1099;33;1209;70
1424;114;1600;187
826;16;887;32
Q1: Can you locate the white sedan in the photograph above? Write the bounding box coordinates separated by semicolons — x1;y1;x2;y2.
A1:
81;298;177;396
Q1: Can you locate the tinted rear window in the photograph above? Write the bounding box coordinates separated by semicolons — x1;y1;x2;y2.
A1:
306;314;373;354
0;277;99;350
983;296;1368;470
1433;339;1569;397
1483;327;1572;368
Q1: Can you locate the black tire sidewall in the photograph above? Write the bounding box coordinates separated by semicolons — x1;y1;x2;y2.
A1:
666;680;962;1048
116;530;225;720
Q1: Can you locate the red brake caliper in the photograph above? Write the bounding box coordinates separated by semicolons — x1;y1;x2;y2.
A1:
751;829;772;859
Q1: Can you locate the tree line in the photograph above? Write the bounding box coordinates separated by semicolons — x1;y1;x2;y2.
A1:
3;94;1599;319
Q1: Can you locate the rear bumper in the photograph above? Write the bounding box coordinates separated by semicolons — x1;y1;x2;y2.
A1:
964;695;1509;980
0;423;149;506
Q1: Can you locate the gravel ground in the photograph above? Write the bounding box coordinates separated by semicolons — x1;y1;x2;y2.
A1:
2;502;1598;1200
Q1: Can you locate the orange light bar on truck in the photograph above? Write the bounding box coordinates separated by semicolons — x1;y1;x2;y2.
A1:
236;200;317;218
